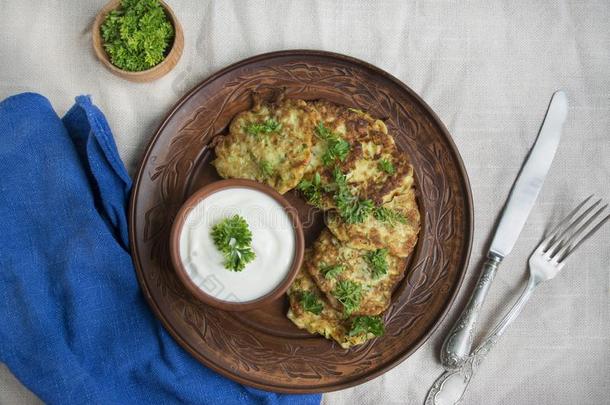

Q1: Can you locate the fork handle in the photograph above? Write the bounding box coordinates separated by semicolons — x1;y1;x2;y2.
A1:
426;276;538;405
440;252;503;370
474;275;537;355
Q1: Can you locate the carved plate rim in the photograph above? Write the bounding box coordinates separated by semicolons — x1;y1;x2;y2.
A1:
129;50;474;393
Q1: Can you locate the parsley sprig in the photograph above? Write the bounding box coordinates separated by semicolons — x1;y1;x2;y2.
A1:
101;0;174;72
336;195;374;224
378;158;395;174
320;263;345;279
348;316;385;337
365;248;389;279
330;166;349;190
300;291;323;315
332;280;362;315
258;159;273;178
331;168;374;224
244;118;281;138
297;172;323;207
315;122;350;166
210;215;256;272
374;206;407;226
299;167;373;223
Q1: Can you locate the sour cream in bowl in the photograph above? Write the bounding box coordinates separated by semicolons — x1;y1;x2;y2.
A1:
169;179;304;311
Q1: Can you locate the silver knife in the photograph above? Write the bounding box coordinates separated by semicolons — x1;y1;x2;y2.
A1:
440;90;568;370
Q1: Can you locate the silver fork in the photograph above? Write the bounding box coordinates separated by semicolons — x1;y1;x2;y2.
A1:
425;195;610;405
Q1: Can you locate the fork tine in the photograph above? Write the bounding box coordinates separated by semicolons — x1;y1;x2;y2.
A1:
550;202;607;258
542;195;594;250
550;199;602;252
543;197;601;256
557;211;610;263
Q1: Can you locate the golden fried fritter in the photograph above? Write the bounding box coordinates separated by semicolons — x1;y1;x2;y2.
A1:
300;102;413;209
304;230;407;316
213;98;317;194
326;181;420;257
287;262;382;349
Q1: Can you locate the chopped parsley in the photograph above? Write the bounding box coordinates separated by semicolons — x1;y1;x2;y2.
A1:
244;118;281;137
298;168;374;220
210;215;256;272
258;159;273;178
331;166;348;190
331;168;374;224
323;138;350;166
300;291;323;315
374;206;407;226
315;122;350;166
378;158;395;174
320;263;345;279
297;172;323;207
314;121;335;140
332;280;362;315
336;194;374;224
100;0;175;72
348;316;385;337
365;248;389;279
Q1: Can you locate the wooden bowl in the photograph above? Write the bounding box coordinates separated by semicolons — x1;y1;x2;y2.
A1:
92;0;184;82
169;179;305;312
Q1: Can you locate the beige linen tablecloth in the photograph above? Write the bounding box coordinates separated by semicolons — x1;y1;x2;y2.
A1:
1;1;608;404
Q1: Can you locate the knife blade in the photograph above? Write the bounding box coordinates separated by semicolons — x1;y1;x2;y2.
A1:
490;90;568;257
440;90;568;370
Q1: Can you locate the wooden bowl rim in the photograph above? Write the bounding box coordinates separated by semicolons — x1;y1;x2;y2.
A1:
169;179;305;312
91;0;184;81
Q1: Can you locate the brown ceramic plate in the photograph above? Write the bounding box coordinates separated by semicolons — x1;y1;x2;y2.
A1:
129;50;473;393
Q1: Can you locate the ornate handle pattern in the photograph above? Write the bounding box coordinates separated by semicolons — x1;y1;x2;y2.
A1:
440;253;503;370
426;276;538;405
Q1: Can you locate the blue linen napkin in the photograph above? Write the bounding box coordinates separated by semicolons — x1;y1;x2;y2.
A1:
0;93;321;405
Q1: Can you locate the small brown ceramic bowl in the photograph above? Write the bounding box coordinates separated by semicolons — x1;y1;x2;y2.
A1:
92;0;184;82
169;179;305;312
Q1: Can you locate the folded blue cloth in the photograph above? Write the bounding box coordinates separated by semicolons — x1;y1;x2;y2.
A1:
0;93;321;405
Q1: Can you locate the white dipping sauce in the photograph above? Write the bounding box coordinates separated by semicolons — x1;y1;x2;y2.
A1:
179;187;295;302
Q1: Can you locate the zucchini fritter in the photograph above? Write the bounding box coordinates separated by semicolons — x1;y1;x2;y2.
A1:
326;181;420;257
287;262;382;349
300;102;413;209
305;230;406;316
212;98;317;194
212;96;421;348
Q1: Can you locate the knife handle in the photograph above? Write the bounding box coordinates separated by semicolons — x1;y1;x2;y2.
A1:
440;252;502;370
